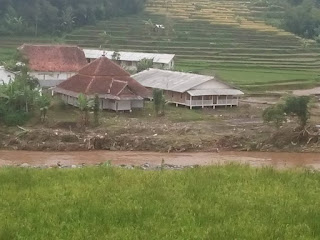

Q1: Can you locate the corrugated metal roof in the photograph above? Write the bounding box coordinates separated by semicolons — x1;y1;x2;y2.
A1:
83;49;175;64
132;69;213;93
187;89;244;96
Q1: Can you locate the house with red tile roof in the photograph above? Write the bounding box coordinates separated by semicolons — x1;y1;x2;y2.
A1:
18;44;87;88
54;56;149;111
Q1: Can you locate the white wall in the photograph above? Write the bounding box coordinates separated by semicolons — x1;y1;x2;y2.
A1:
30;71;76;81
60;94;143;111
0;67;15;84
117;100;131;111
102;99;116;110
131;100;144;109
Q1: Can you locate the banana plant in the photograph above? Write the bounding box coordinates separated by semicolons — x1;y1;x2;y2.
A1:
78;93;94;127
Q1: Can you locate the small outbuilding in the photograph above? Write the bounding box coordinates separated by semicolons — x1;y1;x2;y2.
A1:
54;56;149;111
18;44;88;88
132;69;244;109
83;49;175;71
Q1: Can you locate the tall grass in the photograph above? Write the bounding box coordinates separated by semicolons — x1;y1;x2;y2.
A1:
0;165;320;239
0;48;16;63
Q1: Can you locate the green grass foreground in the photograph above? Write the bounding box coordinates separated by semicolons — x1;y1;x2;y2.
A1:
1;165;320;239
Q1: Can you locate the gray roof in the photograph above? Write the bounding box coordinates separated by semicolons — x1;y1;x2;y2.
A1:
188;89;244;96
132;69;214;93
83;49;175;64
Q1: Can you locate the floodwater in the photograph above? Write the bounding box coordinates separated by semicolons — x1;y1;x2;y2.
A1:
1;150;320;170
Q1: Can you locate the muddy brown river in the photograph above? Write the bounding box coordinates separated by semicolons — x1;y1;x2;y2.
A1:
1;150;320;170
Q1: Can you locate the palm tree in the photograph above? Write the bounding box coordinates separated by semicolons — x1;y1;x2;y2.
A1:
37;94;51;122
137;58;153;72
93;94;100;126
143;19;155;35
153;89;165;116
99;31;113;48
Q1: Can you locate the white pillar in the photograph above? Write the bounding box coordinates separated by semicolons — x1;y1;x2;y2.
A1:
202;96;204;108
225;95;228;108
190;96;193;109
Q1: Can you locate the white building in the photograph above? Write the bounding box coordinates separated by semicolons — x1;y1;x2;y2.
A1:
18;44;88;88
0;66;15;84
132;69;244;109
83;49;175;71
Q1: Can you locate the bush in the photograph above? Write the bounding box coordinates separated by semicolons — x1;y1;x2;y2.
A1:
51;96;67;110
262;104;286;128
2;111;30;126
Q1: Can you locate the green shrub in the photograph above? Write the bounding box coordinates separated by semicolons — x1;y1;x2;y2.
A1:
2;111;30;126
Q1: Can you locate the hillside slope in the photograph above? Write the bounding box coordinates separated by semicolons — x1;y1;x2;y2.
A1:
65;0;320;90
1;0;320;90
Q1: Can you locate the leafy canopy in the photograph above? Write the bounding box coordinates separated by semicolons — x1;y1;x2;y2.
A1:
262;95;311;128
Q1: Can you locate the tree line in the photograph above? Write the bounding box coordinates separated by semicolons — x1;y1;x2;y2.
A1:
0;0;146;36
255;0;320;40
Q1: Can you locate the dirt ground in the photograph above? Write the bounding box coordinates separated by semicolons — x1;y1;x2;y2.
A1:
1;96;320;153
2;150;320;170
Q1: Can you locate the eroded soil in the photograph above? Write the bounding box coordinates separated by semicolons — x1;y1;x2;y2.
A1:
1;150;320;170
1;97;320;153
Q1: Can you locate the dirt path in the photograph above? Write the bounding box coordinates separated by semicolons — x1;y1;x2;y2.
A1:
293;87;320;96
1;150;320;170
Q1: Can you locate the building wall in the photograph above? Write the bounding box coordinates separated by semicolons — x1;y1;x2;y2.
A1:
58;93;78;107
87;58;174;71
160;90;239;108
120;61;137;71
131;100;144;108
117;100;131;111
30;71;76;81
102;99;144;111
58;93;143;111
164;90;188;104
0;68;15;84
102;99;116;110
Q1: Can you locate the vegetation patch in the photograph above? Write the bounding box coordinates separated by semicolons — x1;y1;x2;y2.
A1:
0;165;320;239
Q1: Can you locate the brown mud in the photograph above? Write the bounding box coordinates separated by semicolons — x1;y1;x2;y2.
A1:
1;97;320;153
1;150;320;170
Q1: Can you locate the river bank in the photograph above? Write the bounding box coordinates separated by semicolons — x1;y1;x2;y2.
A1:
1;150;320;170
1;97;320;153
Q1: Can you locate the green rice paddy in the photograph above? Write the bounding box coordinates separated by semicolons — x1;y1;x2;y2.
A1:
1;0;320;90
0;165;320;239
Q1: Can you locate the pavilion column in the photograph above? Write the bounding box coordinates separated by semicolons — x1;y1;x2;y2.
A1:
202;96;204;108
190;96;193;109
225;95;228;108
212;96;215;109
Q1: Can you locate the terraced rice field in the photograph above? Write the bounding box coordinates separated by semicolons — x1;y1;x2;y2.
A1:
58;0;320;90
1;0;320;90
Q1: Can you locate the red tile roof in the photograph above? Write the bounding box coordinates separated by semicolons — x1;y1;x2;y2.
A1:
56;57;149;99
18;44;87;72
79;57;130;77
